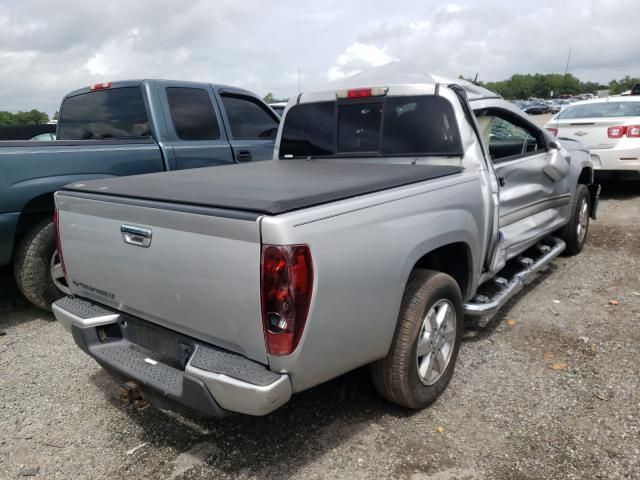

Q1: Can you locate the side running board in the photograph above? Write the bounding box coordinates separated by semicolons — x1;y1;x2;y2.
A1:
464;236;566;318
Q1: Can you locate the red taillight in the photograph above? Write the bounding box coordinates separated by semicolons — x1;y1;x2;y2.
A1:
608;126;627;138
90;81;112;91
626;125;640;138
336;86;389;99
261;245;313;356
53;208;68;283
546;127;558;137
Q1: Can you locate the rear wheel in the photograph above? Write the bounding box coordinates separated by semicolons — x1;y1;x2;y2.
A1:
13;218;69;312
371;269;463;409
559;184;590;256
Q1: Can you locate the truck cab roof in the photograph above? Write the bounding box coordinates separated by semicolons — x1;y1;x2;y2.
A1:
298;62;499;103
63;79;261;99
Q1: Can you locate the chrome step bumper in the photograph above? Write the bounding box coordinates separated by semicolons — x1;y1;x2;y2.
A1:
464;236;566;318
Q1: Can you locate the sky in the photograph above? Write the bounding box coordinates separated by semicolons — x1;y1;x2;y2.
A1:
0;0;639;114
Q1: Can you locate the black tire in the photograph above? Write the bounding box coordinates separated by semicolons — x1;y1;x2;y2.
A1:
371;269;463;409
559;184;590;256
13;218;64;312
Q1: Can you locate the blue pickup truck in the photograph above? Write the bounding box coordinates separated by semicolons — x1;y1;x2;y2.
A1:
0;79;280;310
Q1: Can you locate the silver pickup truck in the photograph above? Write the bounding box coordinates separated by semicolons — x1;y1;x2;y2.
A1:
52;78;600;417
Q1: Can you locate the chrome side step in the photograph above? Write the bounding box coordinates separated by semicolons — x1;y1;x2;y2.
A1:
464;236;566;318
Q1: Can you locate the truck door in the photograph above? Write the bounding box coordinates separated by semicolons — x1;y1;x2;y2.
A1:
215;90;279;162
159;82;235;170
478;109;571;256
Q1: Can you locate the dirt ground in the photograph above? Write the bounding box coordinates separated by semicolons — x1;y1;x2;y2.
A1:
1;179;639;480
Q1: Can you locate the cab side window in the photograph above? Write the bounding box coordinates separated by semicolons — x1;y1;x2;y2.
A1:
220;94;279;140
166;87;221;141
487;116;542;163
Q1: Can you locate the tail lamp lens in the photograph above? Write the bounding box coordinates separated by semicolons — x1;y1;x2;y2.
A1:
607;126;627;138
53;208;68;283
261;245;313;356
546;127;558;137
626;125;640;138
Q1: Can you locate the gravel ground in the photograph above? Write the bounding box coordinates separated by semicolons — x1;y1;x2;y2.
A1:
1;180;639;480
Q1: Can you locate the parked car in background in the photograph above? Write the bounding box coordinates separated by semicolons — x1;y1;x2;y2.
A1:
545;97;640;178
53;76;598;418
549;99;575;114
0;79;279;310
30;132;56;141
523;102;550;115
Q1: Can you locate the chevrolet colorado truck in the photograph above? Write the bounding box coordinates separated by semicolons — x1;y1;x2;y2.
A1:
1;80;279;310
52;78;600;416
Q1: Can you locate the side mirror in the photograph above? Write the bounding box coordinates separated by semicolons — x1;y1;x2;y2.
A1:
543;146;570;181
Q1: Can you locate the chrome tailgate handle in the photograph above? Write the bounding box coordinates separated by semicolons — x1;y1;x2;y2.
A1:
121;225;152;248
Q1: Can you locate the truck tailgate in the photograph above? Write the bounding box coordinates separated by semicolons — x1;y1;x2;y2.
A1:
55;192;267;364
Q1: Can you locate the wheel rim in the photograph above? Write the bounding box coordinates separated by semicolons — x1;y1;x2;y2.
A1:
416;299;457;386
576;197;589;244
50;249;71;294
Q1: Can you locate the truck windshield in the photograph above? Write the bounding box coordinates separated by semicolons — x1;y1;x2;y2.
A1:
57;87;150;140
279;95;463;158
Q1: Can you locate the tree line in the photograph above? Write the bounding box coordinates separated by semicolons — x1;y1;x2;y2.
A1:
473;74;639;100
0;110;50;128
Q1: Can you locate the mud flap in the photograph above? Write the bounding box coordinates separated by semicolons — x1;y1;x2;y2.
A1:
588;184;601;220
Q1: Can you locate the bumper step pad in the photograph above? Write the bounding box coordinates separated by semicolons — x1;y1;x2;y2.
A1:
190;345;281;387
93;342;184;397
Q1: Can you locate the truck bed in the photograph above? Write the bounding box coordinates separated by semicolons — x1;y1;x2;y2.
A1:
62;160;463;215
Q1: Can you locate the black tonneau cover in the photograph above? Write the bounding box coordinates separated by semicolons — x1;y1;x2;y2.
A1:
63;160;463;215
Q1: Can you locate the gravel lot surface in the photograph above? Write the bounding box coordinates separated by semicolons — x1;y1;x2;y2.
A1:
1;180;639;480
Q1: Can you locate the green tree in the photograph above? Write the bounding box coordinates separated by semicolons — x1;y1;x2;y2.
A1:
0;109;50;127
481;73;609;100
608;76;640;95
263;92;288;104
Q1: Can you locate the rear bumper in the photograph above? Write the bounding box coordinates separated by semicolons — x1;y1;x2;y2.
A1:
590;147;640;172
53;296;291;417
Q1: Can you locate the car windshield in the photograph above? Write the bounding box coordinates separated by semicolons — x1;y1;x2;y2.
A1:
558;101;640;119
57;87;150;140
279;95;463;158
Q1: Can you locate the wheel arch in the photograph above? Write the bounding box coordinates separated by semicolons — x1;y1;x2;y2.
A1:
578;166;594;185
409;241;474;301
14;192;55;248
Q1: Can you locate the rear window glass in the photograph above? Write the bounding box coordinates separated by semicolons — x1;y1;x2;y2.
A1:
279;95;462;158
58;87;150;140
338;102;382;152
558;101;640;119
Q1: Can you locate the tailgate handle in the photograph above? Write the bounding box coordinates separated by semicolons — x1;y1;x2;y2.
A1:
121;225;152;248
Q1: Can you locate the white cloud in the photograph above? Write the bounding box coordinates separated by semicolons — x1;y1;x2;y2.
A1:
0;0;638;114
328;42;393;81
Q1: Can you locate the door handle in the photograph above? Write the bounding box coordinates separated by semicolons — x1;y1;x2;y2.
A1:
236;150;252;162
